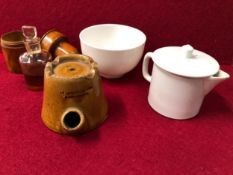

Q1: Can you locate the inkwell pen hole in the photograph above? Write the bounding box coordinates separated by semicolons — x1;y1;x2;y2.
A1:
63;112;81;128
69;67;76;71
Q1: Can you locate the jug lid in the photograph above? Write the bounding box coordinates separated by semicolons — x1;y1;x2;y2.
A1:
153;45;220;78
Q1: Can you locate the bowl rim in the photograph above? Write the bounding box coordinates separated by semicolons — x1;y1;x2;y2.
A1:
79;23;146;51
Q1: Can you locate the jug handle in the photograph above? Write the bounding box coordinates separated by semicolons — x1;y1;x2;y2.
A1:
142;52;153;82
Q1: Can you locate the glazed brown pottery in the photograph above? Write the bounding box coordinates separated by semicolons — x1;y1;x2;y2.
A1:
41;54;108;135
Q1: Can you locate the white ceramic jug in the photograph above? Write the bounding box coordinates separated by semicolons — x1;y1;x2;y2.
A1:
142;45;230;119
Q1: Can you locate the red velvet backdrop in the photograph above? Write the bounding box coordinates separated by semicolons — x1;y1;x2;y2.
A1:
1;1;233;175
0;0;233;64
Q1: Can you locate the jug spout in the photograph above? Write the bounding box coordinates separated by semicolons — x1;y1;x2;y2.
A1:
61;107;86;134
204;70;230;95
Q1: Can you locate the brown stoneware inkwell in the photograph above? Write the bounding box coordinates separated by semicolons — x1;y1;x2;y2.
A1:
40;29;78;59
1;31;26;73
41;54;108;135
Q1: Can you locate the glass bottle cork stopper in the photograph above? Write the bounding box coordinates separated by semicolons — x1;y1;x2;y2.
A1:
22;25;41;54
22;25;37;40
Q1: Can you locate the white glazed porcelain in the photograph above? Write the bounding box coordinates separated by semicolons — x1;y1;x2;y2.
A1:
143;45;230;120
79;24;146;78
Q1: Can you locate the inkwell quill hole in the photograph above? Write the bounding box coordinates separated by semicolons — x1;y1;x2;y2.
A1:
63;112;81;129
68;67;76;71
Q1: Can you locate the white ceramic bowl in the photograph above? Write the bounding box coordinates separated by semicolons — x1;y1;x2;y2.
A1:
79;24;146;78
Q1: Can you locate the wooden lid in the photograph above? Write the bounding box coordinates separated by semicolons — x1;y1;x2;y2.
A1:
40;29;65;52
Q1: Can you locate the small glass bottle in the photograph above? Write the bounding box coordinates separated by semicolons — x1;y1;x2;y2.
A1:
19;26;52;90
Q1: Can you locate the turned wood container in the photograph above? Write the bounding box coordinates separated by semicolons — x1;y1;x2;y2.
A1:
41;54;108;135
40;30;78;59
1;31;26;73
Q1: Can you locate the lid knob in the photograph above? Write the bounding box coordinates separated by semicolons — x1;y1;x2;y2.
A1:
182;44;194;58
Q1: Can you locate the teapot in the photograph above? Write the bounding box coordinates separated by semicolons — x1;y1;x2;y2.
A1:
142;45;230;119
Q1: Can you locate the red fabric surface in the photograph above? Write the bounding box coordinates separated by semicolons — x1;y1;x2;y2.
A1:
0;53;233;174
1;0;233;174
0;0;233;64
